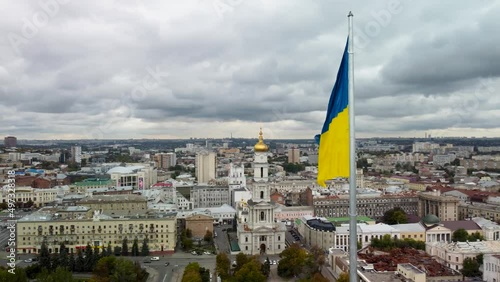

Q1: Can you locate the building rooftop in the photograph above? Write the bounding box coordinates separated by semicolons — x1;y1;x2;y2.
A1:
327;216;375;225
107;165;145;174
391;223;426;233
77;194;146;203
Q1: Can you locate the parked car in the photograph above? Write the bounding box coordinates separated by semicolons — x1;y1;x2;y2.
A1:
24;259;33;263
191;251;197;255
203;251;211;255
150;257;160;261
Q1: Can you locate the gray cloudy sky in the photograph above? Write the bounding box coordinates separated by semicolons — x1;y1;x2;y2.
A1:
1;0;499;140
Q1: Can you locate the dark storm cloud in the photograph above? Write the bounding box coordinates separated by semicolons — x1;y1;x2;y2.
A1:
1;0;500;139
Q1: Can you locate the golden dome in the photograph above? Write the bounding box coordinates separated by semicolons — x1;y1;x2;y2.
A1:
254;128;269;152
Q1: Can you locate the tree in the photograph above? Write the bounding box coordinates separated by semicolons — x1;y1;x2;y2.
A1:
93;256;146;282
37;266;75;282
182;262;202;282
235;252;249;272
0;266;28;282
277;243;309;278
112;258;138;282
462;257;481;277
132;238;139;256
58;243;69;270
468;231;485;242
216;253;230;281
39;240;51;270
84;243;94;272
141;238;150;256
233;258;266;282
452;228;469;242
75;249;85;272
261;258;271;277
199;267;210;282
182;237;193;251
309;245;326;273
106;243;112;257
93;255;117;281
337;272;349;282
382;207;408;225
204;230;213;243
68;250;75;272
186;229;193;238
122;238;129;256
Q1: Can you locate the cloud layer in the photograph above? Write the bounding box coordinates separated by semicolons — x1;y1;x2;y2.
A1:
1;0;499;139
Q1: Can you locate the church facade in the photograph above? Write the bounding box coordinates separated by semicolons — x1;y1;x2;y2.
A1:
237;129;286;255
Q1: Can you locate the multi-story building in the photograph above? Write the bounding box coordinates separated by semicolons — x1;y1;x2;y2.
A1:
314;193;419;220
195;151;216;184
484;254;500;282
16;208;176;255
418;190;459;221
189;186;229;208
237;129;286;255
69;178;113;194
107;163;157;190
4;136;17;148
1;186;67;208
412;142;440;153
76;194;148;216
287;148;300;163
426;241;500;271
154;153;177;169
70;146;82;163
185;214;214;238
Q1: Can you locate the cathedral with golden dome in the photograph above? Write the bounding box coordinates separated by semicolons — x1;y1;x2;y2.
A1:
237;129;286;255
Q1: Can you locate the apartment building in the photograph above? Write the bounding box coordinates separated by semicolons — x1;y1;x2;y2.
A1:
190;186;229;208
314;193;419;220
16;209;176;255
418;190;459;221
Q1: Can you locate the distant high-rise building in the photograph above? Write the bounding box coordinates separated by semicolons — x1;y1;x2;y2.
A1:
154;153;177;169
70;146;82;163
287;148;300;163
195;151;216;184
4;136;17;148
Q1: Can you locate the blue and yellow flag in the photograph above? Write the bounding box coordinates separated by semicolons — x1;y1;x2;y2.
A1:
315;39;349;187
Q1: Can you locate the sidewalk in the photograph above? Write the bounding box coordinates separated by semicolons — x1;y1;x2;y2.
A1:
145;266;160;282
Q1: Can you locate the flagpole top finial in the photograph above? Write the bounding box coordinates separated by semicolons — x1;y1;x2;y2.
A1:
348;11;353;17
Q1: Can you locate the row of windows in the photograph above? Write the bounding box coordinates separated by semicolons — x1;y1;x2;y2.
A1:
23;224;173;231
22;234;170;241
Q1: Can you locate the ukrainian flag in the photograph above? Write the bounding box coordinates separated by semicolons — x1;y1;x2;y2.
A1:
316;39;349;187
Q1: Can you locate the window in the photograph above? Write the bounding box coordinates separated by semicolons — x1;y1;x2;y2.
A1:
260;191;264;199
245;237;248;242
245;246;248;251
261;167;263;177
260;212;265;221
278;236;281;241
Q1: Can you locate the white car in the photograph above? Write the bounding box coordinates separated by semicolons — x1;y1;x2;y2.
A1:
150;256;160;261
203;251;211;255
272;260;276;265
24;259;33;263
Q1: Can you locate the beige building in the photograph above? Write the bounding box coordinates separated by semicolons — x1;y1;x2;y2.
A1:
287;148;300;163
426;241;500;271
418;190;459;221
392;223;426;241
397;263;426;282
185;214;214;238
195;151;216;184
16;208;176;255
2;186;62;207
76;194;148;216
154;153;176;169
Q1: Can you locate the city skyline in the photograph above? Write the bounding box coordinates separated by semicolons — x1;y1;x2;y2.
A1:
1;1;500;140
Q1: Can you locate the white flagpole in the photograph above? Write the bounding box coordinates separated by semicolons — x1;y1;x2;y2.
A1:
347;11;358;282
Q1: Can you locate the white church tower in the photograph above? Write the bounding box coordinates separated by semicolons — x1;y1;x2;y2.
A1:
237;129;286;255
